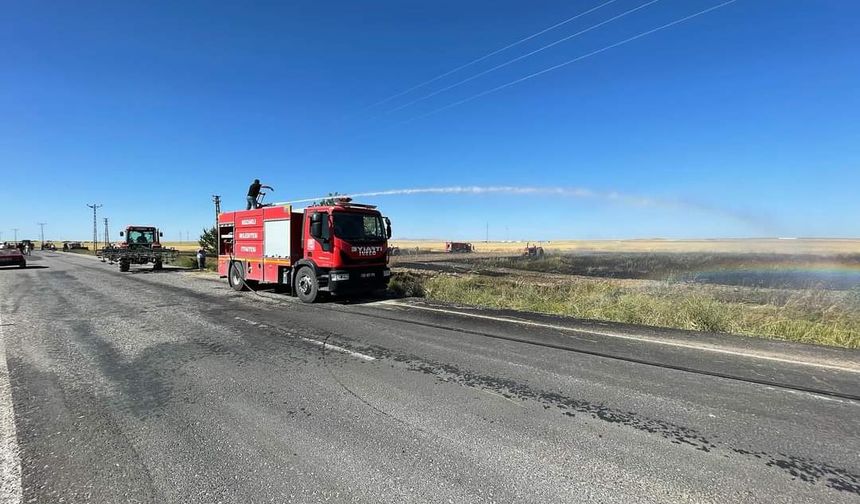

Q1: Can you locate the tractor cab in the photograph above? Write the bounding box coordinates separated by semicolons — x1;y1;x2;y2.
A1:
119;226;163;249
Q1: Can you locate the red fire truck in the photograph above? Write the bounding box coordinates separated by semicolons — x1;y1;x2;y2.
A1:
217;198;392;303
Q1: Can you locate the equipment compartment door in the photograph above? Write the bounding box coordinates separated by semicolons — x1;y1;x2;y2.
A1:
263;219;291;283
264;220;291;259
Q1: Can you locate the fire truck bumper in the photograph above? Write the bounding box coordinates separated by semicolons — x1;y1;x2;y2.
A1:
326;267;391;294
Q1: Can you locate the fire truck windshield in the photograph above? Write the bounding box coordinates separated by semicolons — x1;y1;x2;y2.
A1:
333;212;386;242
128;230;155;244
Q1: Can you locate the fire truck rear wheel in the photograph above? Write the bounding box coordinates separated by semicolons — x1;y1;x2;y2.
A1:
153;260;163;271
119;260;130;272
229;262;247;291
295;266;319;303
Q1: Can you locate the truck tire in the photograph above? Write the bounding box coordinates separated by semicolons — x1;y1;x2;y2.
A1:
119;260;130;272
19;261;26;269
153;260;163;271
295;266;319;303
228;262;246;291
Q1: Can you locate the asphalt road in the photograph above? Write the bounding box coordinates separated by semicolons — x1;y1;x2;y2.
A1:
1;252;859;503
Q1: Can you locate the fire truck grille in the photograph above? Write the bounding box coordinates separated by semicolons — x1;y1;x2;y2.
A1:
339;251;385;266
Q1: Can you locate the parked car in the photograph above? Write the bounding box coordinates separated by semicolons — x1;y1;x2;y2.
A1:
0;248;26;268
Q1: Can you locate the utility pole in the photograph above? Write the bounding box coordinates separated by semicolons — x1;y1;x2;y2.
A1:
12;228;19;243
485;222;489;243
212;194;221;251
37;222;47;247
103;218;110;249
86;204;102;255
212;195;221;230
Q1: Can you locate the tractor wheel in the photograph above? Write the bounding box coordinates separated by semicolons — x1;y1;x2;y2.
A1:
295;266;319;303
119;260;130;272
228;262;246;291
153;260;163;271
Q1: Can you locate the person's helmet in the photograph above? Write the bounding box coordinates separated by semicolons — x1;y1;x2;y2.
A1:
254;179;260;184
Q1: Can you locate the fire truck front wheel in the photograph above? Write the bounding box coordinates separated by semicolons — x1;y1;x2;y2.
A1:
295;266;319;303
119;260;130;272
229;262;247;291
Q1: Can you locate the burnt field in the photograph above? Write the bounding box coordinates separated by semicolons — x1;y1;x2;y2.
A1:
389;250;860;348
469;252;860;291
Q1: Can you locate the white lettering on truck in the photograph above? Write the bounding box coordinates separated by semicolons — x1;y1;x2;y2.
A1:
351;246;383;256
241;218;257;225
240;246;257;253
238;232;258;239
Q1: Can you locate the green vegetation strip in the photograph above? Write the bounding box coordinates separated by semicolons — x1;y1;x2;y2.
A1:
389;272;860;349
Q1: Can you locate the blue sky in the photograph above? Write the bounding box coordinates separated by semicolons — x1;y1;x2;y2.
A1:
2;0;858;241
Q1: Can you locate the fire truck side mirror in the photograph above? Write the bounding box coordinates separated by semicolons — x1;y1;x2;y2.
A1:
119;231;124;237
384;217;392;239
159;232;163;237
309;213;323;239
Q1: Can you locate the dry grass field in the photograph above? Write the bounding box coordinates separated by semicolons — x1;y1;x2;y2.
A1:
391;238;860;255
64;238;860;255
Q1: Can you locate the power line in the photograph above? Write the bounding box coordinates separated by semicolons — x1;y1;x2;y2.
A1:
403;0;738;125
360;0;620;112
386;0;661;114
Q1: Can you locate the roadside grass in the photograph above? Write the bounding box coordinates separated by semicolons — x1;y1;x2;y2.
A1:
171;253;218;272
397;272;860;349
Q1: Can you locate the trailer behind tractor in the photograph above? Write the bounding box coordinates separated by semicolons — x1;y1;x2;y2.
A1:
100;226;177;272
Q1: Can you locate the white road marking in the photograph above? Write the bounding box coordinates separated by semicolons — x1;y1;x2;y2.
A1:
377;301;860;374
233;317;375;361
297;337;376;361
0;311;22;504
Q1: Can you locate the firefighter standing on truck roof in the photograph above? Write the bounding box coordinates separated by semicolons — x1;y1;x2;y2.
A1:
246;179;273;210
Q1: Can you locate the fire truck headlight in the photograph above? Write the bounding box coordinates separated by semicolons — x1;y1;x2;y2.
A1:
331;273;350;281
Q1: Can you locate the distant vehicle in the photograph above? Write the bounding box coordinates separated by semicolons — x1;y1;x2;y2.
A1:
100;226;177;272
41;241;57;251
0;248;26;268
523;242;545;258
218;197;392;303
445;242;474;253
62;241;85;251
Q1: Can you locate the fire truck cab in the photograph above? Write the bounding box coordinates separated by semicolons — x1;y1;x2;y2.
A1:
217;198;391;303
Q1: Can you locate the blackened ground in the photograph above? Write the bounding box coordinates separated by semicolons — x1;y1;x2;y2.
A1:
468;252;860;290
0;251;858;503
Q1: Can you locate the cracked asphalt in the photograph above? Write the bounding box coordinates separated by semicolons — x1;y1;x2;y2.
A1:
0;251;858;503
